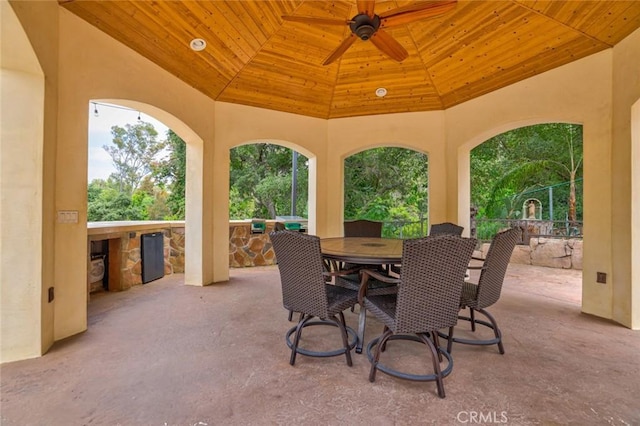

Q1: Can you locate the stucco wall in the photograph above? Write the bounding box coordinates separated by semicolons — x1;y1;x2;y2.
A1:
1;0;49;362
612;28;640;328
3;0;639;362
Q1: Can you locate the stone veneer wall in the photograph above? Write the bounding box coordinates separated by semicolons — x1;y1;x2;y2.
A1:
229;221;278;267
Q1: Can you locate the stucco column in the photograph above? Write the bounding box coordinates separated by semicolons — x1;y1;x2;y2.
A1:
0;23;45;360
611;28;640;329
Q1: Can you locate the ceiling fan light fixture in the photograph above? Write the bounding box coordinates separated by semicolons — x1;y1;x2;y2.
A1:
190;38;206;51
356;24;376;40
375;87;387;97
351;14;381;41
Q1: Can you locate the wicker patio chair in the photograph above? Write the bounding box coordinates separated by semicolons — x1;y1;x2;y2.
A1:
344;219;383;237
429;222;464;236
362;234;476;398
444;227;520;354
270;231;359;366
388;222;464;276
341;219;391;275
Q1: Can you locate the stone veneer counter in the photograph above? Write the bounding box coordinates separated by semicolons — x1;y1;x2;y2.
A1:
88;221;185;292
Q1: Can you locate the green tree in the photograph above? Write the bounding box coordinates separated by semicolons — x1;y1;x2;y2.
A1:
153;130;186;219
229;144;308;219
104;121;166;195
344;147;428;223
87;184;147;221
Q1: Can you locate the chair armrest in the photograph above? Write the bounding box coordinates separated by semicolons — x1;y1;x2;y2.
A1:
358;269;400;304
467;266;485;270
322;266;362;279
468;256;488;271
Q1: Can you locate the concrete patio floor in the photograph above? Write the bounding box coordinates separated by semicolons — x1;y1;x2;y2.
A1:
1;264;638;425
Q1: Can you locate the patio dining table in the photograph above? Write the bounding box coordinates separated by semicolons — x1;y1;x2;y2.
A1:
320;236;403;266
320;237;403;353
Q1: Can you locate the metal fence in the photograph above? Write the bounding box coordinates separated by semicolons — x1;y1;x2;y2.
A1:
380;217;583;243
474;218;582;243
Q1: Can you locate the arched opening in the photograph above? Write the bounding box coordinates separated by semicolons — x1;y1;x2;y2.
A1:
228;140;315;267
466;122;584;302
85;99;205;290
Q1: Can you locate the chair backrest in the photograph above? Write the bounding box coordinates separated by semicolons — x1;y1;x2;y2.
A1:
269;231;329;318
394;235;476;333
344;219;382;237
475;228;520;308
274;222;286;232
429;222;464;237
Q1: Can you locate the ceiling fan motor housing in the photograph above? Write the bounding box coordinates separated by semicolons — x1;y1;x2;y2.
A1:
350;14;381;40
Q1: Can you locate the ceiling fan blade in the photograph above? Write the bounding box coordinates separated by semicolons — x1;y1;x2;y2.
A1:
379;0;457;28
282;15;352;26
356;0;376;18
369;29;408;62
323;34;357;65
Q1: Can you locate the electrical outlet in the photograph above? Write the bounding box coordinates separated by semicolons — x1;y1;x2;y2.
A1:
596;272;607;284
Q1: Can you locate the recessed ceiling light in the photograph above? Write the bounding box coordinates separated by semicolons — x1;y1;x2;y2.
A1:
375;87;387;97
190;38;206;51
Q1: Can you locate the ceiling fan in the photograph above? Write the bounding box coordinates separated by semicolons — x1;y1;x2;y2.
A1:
283;0;457;65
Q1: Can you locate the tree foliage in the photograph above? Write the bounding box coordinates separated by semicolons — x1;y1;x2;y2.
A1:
154;130;186;219
88;124;182;221
103;121;166;195
88;120;582;229
471;123;583;221
344;147;428;222
229;144;308;219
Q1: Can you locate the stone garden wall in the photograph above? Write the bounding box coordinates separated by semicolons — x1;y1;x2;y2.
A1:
478;237;583;270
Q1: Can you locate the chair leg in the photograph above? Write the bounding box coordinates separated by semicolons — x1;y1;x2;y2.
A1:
470;307;476;331
432;331;443;362
337;312;353;366
380;325;390;352
479;308;504;354
356;305;367;354
288;310;293;321
369;329;393;382
446;326;455;353
421;332;446;398
290;315;311;365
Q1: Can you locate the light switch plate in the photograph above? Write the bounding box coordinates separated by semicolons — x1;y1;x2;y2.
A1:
57;210;78;223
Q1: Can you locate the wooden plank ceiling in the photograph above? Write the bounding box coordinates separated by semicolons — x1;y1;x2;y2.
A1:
59;0;640;119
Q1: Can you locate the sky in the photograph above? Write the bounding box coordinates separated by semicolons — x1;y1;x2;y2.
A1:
88;102;169;182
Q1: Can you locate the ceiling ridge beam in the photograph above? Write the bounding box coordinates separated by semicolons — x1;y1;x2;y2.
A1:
406;25;445;110
510;0;613;48
327;2;358;119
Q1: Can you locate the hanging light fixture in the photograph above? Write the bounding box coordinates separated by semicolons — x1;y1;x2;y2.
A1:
137;111;141;121
93;102;99;117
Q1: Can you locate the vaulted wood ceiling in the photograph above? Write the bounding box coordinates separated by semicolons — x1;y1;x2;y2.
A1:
59;0;640;119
